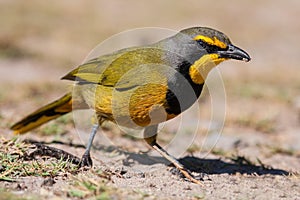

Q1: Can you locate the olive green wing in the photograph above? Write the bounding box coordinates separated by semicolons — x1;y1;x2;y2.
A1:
61;52;119;84
61;47;167;89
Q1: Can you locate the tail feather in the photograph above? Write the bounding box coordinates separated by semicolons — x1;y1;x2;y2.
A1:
11;93;73;134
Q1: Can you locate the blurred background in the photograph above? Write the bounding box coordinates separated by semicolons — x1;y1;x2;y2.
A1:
0;0;299;169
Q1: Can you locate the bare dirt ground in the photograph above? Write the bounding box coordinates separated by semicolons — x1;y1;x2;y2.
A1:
0;1;300;199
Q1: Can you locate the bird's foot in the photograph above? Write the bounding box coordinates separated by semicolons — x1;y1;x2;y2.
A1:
170;164;205;185
78;153;93;168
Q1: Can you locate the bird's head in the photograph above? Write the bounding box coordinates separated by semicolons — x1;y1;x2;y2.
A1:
164;27;251;84
179;27;250;63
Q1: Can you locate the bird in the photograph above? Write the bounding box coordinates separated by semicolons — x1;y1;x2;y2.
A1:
10;27;250;184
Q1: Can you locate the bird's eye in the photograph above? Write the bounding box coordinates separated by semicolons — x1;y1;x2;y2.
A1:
197;40;207;49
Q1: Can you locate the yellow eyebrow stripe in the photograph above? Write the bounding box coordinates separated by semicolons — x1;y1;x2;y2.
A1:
193;35;227;49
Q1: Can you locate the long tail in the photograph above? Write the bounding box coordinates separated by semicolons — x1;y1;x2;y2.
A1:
11;93;73;134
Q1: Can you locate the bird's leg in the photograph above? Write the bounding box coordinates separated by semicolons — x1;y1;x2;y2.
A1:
144;125;203;185
79;123;99;167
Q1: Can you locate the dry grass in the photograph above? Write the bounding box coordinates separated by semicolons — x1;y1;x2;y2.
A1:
0;137;78;181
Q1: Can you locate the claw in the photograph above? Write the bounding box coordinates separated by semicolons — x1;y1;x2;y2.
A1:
177;167;204;185
79;153;93;168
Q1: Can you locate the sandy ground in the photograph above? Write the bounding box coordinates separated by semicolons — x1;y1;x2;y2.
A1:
0;0;300;199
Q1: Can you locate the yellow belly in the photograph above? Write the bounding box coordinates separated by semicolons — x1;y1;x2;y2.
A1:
78;82;177;128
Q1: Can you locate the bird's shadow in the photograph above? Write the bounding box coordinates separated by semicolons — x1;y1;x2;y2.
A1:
25;139;289;176
95;145;289;176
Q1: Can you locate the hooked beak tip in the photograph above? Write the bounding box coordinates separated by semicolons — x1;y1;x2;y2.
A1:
219;44;251;62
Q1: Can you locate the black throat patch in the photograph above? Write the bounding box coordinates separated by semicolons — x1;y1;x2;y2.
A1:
165;60;204;115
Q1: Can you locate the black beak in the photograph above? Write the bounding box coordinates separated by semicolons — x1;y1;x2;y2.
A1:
218;44;251;62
